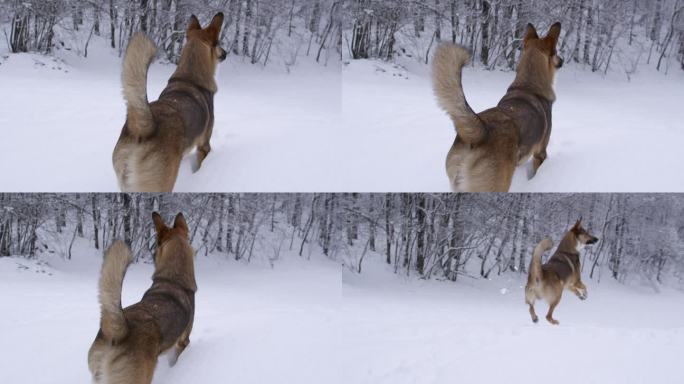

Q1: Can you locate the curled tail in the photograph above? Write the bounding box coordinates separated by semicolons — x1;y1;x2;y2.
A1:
122;33;157;137
529;237;553;285
98;240;133;342
431;43;487;144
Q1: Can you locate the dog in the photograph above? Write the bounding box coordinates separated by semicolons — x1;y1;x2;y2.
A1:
432;22;563;192
88;212;197;383
113;13;227;192
525;218;598;325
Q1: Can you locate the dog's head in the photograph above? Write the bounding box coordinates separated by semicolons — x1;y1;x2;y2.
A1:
571;217;599;248
151;212;197;291
152;212;193;265
186;13;227;63
523;22;564;74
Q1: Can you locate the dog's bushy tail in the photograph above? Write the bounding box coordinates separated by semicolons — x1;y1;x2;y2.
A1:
98;240;132;342
122;33;156;138
529;238;553;284
432;43;487;144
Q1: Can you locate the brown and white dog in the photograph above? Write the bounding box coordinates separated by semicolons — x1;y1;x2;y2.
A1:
432;23;563;192
525;218;598;325
88;212;197;383
113;13;227;192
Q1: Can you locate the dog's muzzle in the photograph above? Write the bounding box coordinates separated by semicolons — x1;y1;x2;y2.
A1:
218;49;227;62
555;56;564;69
586;236;598;245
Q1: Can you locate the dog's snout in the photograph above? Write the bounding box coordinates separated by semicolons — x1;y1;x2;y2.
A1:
218;48;227;62
556;56;564;68
588;236;598;245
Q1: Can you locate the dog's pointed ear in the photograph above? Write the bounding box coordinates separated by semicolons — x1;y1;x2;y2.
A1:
545;22;562;46
173;212;189;235
152;212;166;235
524;23;539;44
187;15;201;32
573;217;583;230
207;12;224;38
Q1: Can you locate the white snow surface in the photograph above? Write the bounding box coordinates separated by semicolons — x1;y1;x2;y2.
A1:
2;243;683;383
0;244;340;384
341;257;684;384
3;40;683;192
342;58;684;192
0;39;342;192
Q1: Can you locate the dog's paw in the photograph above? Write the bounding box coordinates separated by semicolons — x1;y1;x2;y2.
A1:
190;154;201;173
526;161;537;180
167;352;179;367
532;316;539;323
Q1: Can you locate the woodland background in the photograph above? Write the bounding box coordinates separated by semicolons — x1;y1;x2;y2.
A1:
1;0;342;66
3;1;684;72
345;0;684;74
1;193;682;288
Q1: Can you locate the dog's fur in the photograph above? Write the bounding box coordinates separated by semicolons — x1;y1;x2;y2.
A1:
525;218;598;325
432;23;564;192
88;213;197;384
113;13;227;192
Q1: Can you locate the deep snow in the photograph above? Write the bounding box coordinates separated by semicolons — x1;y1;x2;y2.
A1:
2;243;683;383
341;257;684;384
0;245;340;384
3;39;683;192
341;58;684;192
0;39;342;192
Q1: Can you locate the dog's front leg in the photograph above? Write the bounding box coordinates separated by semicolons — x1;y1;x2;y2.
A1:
192;124;214;173
571;282;588;300
527;149;547;180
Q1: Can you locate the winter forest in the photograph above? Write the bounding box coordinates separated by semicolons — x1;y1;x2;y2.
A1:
347;0;684;73
3;1;684;72
1;193;682;288
1;0;342;66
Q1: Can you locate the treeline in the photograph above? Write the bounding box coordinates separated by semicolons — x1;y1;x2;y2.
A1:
346;0;684;73
1;0;342;66
1;193;682;286
337;193;684;287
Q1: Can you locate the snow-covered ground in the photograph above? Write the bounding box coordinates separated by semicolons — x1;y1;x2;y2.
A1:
0;39;342;192
4;39;683;192
341;258;684;384
0;245;340;383
342;59;684;192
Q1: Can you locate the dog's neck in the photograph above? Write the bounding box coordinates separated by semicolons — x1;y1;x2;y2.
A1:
510;50;556;102
152;237;197;292
557;230;580;256
171;40;218;94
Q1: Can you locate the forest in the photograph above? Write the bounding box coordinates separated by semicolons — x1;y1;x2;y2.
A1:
1;193;682;287
1;0;342;66
345;0;684;73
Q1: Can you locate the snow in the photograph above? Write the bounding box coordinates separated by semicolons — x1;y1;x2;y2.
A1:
0;38;342;192
0;242;340;384
341;58;684;192
341;257;684;384
4;36;682;192
1;239;683;383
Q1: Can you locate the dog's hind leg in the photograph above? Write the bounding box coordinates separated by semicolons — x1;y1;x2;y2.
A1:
525;287;539;323
528;303;539;323
545;297;561;325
